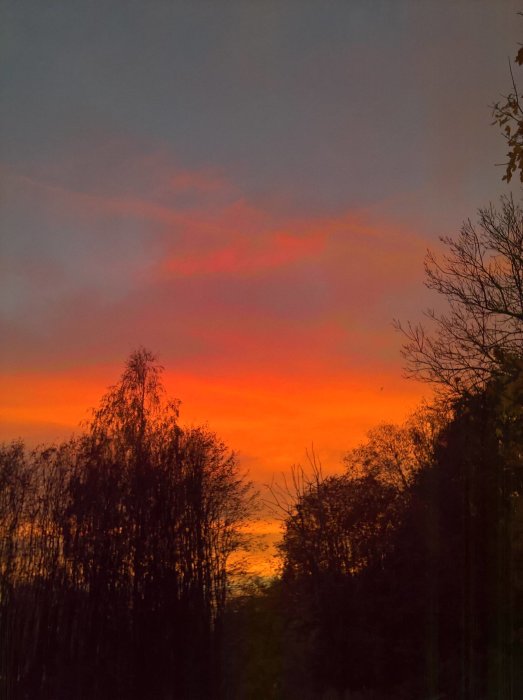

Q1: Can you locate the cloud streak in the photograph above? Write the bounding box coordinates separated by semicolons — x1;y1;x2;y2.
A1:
0;142;430;471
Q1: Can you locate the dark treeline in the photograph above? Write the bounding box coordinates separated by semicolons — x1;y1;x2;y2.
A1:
221;373;522;699
220;197;523;700
0;349;253;700
3;353;521;700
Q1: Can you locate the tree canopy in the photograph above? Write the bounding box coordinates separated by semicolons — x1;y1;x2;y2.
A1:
0;348;254;700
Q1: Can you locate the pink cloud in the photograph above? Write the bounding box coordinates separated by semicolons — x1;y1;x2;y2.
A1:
162;230;327;276
1;145;434;394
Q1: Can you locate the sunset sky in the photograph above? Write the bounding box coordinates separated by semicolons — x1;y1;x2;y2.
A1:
1;0;521;520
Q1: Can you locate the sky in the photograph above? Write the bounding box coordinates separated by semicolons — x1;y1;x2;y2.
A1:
1;2;521;552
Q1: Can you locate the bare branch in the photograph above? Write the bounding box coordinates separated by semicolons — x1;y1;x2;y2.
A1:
397;197;523;396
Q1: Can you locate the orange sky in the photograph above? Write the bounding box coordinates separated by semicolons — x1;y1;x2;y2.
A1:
0;365;425;473
0;363;426;576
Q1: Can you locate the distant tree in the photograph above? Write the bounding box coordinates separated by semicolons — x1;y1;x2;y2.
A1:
344;404;447;494
396;196;523;395
275;460;404;696
280;473;400;581
344;424;414;490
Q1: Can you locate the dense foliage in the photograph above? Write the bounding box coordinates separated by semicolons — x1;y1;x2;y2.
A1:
221;374;523;700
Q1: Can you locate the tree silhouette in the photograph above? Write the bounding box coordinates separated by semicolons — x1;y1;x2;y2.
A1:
0;348;253;700
344;404;446;492
396;196;523;395
384;363;523;698
273;368;523;698
275;460;404;696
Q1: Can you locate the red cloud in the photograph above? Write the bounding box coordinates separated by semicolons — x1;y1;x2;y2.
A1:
162;230;327;276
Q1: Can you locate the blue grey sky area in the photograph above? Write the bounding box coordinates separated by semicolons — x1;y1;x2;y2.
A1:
0;1;521;376
1;1;519;211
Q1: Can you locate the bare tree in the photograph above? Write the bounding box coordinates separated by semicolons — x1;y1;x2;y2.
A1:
395;196;523;395
345;424;415;491
344;403;448;490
